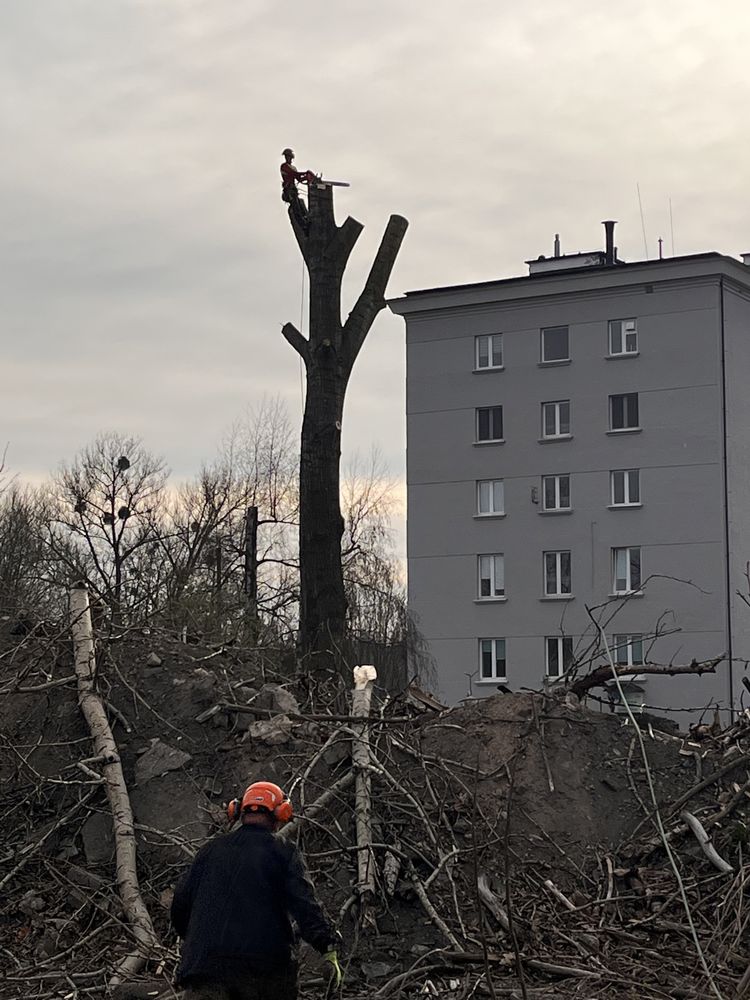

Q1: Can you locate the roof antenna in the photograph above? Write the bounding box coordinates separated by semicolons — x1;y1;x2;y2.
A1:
669;197;676;256
658;238;664;259
637;182;648;258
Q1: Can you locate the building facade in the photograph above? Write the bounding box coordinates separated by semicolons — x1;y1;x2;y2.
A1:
390;235;750;717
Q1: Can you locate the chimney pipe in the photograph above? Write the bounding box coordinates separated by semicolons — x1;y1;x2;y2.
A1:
602;220;617;265
553;233;561;258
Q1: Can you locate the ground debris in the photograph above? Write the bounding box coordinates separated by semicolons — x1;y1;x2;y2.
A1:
1;630;749;999
135;740;193;785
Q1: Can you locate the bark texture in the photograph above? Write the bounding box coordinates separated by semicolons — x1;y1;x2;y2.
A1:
283;182;408;668
351;665;377;924
70;582;159;982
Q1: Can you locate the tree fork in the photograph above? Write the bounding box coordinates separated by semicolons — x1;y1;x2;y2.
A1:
283;181;407;669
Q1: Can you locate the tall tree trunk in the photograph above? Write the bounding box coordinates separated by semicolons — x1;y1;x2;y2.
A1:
283;181;407;671
244;505;259;640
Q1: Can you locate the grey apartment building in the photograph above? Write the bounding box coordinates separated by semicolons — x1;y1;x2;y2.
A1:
389;228;750;717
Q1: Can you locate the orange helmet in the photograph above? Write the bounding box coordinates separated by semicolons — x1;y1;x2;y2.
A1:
227;781;293;826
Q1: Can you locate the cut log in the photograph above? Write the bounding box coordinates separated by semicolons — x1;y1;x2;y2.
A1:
351;664;377;924
70;583;159;983
680;810;733;874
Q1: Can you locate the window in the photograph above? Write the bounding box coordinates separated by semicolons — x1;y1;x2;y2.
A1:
613;634;644;668
475;334;503;370
546;636;574;678
478;554;505;598
544;550;572;596
476;406;503;442
542;474;571;511
542;400;571;438
541;326;569;363
479;638;506;681
611;469;640;506
477;479;504;515
612;546;641;594
609;319;638;356
609;393;639;431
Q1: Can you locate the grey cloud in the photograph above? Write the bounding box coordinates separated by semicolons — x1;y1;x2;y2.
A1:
2;0;749;500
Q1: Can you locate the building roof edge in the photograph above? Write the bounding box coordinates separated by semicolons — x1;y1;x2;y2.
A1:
387;253;750;316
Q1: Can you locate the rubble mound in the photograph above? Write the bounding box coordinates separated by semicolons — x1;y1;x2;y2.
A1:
1;631;749;999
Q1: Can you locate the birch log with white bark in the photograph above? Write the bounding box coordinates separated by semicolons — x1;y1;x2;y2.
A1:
70;582;158;983
351;664;377;923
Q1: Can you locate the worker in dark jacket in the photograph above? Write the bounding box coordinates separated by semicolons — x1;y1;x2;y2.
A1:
171;781;341;1000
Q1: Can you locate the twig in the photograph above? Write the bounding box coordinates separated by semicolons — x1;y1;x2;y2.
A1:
681;811;733;874
503;758;528;1000
0;788;97;891
471;756;497;1000
408;863;461;948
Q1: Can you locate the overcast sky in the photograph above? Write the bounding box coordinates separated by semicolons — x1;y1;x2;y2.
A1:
2;0;749;509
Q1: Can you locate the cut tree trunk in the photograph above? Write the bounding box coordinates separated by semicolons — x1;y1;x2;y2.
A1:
351;665;377;925
70;582;159;983
283;181;407;671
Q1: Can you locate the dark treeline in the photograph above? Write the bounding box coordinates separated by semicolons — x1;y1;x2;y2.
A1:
0;399;413;658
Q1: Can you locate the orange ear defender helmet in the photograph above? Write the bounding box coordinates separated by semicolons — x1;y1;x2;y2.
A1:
227;781;293;826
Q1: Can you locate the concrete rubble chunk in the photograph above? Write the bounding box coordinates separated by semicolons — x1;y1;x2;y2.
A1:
19;890;46;915
81;812;115;865
135;739;192;785
64;863;109;890
256;683;301;716
247;715;293;745
361;961;395;980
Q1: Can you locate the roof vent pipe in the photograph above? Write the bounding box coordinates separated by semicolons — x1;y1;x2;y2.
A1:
602;220;617;265
553;234;561;258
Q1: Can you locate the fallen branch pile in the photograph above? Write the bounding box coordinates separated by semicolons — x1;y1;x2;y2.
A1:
1;620;749;1000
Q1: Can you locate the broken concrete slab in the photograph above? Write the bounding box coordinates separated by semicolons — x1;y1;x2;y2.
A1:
81;812;115;866
134;739;192;785
255;683;301;716
247;714;293;745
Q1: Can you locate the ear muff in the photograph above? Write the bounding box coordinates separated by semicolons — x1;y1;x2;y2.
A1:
227;798;241;823
274;799;293;824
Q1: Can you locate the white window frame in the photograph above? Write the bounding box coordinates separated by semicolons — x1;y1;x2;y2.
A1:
610;469;640;507
478;638;507;682
544;550;572;596
609;392;640;431
476;406;504;443
612;546;642;594
541;400;571;438
613;634;644;668
546;635;574;679
478;553;505;599
476;479;505;516
609;318;638;356
541;325;570;363
475;334;503;370
542;474;571;511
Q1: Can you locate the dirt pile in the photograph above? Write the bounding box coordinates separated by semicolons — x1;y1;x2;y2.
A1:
1;629;749;999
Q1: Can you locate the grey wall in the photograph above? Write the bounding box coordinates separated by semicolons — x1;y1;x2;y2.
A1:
404;264;742;714
723;281;750;712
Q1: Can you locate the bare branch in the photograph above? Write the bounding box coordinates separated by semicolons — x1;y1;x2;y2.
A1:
343;214;409;368
281;322;310;363
568;655;725;699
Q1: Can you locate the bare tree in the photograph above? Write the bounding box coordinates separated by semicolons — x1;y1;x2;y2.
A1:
282;181;407;670
0;486;52;619
157;400;300;639
46;433;168;623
